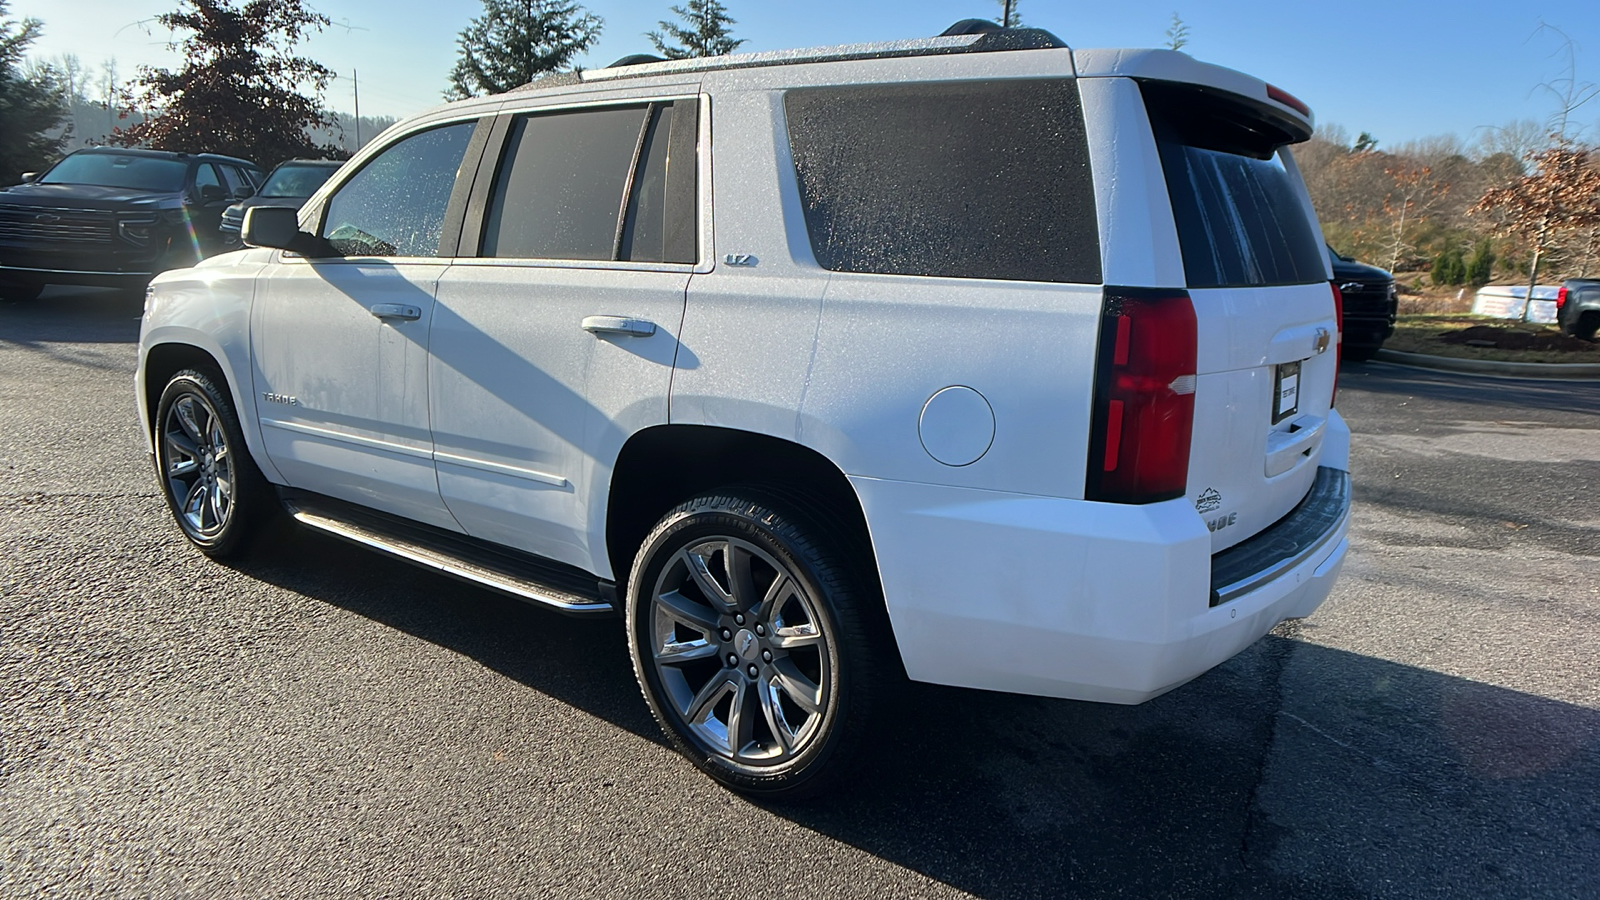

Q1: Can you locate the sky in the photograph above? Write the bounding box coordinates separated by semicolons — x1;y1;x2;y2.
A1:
15;0;1600;150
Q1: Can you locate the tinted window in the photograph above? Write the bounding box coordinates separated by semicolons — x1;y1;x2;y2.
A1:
619;105;672;262
1157;143;1324;288
321;122;475;258
41;153;186;191
482;106;648;260
217;165;250;196
783;79;1101;284
1143;82;1324;289
194;163;222;190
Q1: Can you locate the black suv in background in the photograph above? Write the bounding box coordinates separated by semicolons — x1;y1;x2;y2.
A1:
1328;245;1397;359
0;147;262;301
1557;278;1600;340
218;158;342;248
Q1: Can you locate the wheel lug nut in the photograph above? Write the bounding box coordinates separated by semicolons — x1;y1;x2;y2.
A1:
755;624;765;636
747;664;759;678
762;650;772;662
735;614;745;625
721;629;732;641
727;653;738;666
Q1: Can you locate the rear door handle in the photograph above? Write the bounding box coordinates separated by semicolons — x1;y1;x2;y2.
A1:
370;303;422;321
581;315;656;337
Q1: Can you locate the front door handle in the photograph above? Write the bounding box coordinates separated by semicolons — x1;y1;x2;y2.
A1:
581;315;656;337
370;303;422;321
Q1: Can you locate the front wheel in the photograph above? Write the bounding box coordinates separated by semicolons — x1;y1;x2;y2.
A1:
626;492;884;799
153;369;272;558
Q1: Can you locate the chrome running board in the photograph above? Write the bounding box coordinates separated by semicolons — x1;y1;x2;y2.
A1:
279;490;615;616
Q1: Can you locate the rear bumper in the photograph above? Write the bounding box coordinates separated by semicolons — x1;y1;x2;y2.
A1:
854;420;1351;704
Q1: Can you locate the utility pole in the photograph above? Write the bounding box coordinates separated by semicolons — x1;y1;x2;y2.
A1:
1003;0;1015;27
353;69;362;149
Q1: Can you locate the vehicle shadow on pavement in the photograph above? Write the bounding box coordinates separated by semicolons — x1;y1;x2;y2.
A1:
224;525;1599;899
0;287;142;376
777;634;1600;899
223;518;668;745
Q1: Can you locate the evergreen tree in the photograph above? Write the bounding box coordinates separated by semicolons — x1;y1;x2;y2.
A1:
1164;13;1190;50
110;0;338;170
1466;243;1496;285
447;0;603;99
648;1;744;59
0;1;67;184
993;1;1022;27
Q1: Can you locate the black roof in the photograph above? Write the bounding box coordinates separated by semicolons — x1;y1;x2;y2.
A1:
71;145;262;170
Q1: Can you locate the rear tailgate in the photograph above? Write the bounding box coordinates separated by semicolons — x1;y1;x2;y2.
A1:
1140;78;1337;552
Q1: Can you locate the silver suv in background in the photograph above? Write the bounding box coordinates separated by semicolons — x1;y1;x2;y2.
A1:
136;21;1352;798
218;159;343;249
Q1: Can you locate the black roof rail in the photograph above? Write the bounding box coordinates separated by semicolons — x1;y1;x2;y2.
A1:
609;53;668;67
941;18;1003;36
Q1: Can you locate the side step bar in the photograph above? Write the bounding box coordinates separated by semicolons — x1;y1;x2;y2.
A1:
279;490;615;616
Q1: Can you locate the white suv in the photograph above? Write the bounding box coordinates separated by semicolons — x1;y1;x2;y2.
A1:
136;22;1352;798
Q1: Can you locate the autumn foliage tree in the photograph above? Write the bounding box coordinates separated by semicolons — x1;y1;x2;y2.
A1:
111;0;338;169
1471;140;1600;319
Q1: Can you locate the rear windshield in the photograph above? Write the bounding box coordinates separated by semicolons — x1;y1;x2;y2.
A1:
784;78;1101;285
259;163;337;198
1143;83;1324;289
41;153;187;192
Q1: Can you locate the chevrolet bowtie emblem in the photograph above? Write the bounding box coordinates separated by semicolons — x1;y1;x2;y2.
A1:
1314;327;1331;355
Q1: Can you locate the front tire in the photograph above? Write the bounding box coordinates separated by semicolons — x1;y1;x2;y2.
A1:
153;369;271;558
626;492;883;799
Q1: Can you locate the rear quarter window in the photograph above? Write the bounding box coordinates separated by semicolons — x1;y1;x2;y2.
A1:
783;78;1101;285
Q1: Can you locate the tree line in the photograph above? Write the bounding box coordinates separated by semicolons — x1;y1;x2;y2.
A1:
0;0;747;181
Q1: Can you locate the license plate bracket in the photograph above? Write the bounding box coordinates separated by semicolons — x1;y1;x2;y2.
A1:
1273;361;1301;424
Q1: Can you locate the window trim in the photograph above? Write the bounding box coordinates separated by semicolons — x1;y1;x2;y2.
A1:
457;92;708;272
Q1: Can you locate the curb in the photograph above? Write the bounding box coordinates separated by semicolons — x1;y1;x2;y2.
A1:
1372;349;1600;380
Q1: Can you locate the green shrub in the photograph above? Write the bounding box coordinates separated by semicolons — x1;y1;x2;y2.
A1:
1466;244;1496;285
1431;249;1466;285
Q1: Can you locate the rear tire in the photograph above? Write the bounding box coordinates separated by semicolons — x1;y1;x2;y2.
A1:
153;369;273;559
626;492;884;799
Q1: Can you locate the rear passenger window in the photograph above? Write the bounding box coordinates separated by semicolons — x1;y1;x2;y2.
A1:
481;101;697;263
1142;81;1325;289
783;79;1101;284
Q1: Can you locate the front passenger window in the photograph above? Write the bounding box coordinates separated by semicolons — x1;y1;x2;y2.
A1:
321;122;475;258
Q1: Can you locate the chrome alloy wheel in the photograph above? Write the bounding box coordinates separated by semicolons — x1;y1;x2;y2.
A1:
159;390;236;541
648;537;833;766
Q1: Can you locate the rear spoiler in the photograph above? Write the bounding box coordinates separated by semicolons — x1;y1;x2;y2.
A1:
1073;47;1313;143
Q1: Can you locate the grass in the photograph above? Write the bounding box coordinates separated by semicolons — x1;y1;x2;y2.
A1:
1383;314;1598;363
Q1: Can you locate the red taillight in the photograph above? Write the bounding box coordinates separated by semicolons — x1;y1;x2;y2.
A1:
1557;286;1569;310
1330;282;1343;405
1086;289;1197;504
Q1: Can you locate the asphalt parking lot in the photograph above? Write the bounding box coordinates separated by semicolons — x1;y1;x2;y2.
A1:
2;287;1597;899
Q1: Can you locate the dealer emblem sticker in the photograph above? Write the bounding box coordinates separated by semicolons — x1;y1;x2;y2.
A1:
1196;488;1222;514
